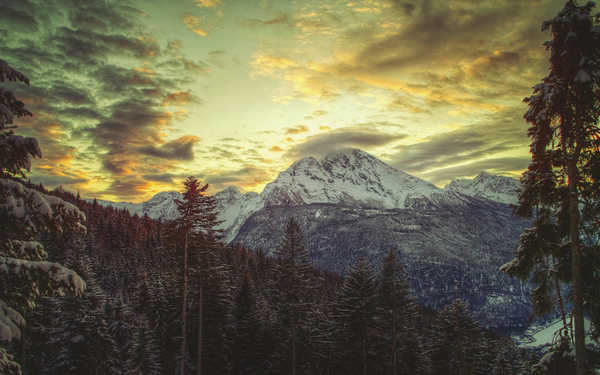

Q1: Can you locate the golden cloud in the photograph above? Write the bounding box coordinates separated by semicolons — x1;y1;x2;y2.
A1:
183;14;208;36
194;0;222;7
285;125;310;135
162;91;193;106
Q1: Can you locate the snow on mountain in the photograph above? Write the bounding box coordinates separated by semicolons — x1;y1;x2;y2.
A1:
92;149;520;243
261;149;440;209
214;186;263;243
444;172;520;205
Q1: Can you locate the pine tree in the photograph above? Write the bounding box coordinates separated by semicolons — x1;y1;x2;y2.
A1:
0;59;86;374
430;299;478;375
378;250;425;375
332;258;381;375
232;272;259;375
270;217;313;375
173;176;222;375
500;2;600;373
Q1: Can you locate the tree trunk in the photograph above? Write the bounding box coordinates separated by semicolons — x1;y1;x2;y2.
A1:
568;158;586;375
392;311;397;375
291;322;296;375
180;229;189;375
197;285;203;375
553;257;569;337
362;334;367;375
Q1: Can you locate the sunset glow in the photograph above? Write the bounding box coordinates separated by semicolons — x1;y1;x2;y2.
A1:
1;0;565;201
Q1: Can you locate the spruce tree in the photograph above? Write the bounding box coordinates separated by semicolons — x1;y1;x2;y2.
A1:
332;258;381;375
174;177;222;375
430;299;478;375
0;59;86;374
500;2;600;373
271;217;313;375
378;250;424;375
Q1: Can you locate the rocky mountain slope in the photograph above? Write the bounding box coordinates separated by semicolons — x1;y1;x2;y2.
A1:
233;199;530;331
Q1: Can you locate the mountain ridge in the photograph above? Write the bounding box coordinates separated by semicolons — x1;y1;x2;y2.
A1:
91;149;521;242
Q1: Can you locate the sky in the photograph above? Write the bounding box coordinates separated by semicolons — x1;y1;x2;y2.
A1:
0;0;571;202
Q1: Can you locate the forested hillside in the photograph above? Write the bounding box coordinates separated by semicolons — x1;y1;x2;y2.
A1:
7;186;536;375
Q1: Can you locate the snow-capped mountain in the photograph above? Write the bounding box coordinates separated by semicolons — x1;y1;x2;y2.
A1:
444;172;520;205
214;186;263;242
94;149;520;243
261;149;439;209
93;191;182;220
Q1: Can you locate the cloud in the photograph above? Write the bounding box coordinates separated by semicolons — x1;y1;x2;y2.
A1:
284;125;310;135
285;127;407;159
205;166;274;191
102;178;153;201
243;14;292;28
138;136;201;161
305;109;328;119
142;173;177;183
183;14;208;36
32;173;89;188
195;0;222;7
388;110;529;175
0;4;38;31
420;157;530;185
162;91;197;106
248;0;560;117
269;145;284;152
0;0;208;201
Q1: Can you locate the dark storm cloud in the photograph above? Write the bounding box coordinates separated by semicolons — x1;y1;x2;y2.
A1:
0;5;38;31
58;107;104;120
102;178;150;200
143;173;177;183
50;26;160;68
138;136;200;161
89;99;170;153
389;110;529;174
286;127;407;159
68;5;135;32
30;173;89;187
348;5;514;73
1;0;206;198
93;65;155;94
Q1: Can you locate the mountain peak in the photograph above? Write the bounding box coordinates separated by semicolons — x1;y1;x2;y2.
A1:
323;147;373;160
261;148;439;209
445;172;520;205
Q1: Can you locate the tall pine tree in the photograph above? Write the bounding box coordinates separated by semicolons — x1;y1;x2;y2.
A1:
501;2;600;373
271;217;313;375
332;258;381;375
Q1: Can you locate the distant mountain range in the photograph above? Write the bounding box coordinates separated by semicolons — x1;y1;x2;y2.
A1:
93;149;522;242
93;149;530;332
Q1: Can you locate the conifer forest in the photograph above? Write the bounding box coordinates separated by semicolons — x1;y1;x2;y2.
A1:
1;0;600;374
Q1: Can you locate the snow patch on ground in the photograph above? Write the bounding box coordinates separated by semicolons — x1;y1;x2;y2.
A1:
513;318;592;349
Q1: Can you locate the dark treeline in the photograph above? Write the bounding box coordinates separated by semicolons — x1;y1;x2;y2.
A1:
12;185;538;375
